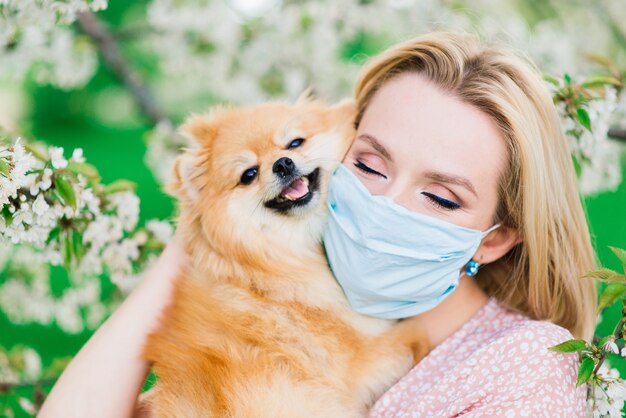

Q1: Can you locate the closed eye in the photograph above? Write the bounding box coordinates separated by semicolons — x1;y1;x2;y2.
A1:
354;160;387;179
422;192;461;210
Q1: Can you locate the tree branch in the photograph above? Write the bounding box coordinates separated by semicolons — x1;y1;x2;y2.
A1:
76;11;169;126
609;128;626;142
0;378;56;393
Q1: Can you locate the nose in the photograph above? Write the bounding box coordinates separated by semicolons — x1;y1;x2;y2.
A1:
382;179;415;211
273;157;295;178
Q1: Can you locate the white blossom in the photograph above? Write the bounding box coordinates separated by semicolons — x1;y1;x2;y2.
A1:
17;397;35;415
22;348;42;381
71;148;85;163
603;339;620;355
0;0;108;88
108;192;140;231
32;194;49;216
146;220;174;244
589;363;626;418
145;119;192;184
49;146;68;169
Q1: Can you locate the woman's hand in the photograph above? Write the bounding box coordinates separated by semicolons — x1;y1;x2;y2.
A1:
39;230;187;418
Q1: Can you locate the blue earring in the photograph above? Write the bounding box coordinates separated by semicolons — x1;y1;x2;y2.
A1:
465;259;480;277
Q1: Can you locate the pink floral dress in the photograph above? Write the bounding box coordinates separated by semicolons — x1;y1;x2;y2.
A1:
369;298;587;417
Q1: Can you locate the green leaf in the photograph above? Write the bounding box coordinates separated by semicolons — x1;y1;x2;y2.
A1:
54;175;77;209
581;75;622;89
577;356;595;386
1;206;13;226
548;339;589;353
583;268;626;283
564;73;572;84
24;143;47;162
104;179;137;194
571;155;582;178
608;246;626;272
41;356;72;379
583;53;621;76
72;230;85;263
63;233;73;268
0;158;9;177
46;226;61;244
598;283;626;312
576;108;592;131
543;74;561;86
67;162;101;180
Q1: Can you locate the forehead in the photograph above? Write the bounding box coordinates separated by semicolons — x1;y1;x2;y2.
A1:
211;104;328;151
358;73;507;191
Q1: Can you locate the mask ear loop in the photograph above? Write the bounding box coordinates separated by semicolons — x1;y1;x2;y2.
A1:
467;225;501;278
481;223;501;237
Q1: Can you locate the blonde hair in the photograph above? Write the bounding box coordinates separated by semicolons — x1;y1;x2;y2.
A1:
355;32;597;340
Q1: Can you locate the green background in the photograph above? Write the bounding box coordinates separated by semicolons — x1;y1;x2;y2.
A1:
1;1;626;415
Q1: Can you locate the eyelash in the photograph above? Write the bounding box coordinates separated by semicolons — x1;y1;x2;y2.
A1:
421;192;461;210
355;160;461;211
354;160;387;179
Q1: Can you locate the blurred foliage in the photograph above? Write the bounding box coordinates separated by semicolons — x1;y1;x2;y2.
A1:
1;0;626;416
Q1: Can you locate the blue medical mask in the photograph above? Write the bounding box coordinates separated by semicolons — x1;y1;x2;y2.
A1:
323;165;499;319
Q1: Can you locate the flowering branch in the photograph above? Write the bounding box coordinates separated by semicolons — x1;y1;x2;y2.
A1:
593;317;626;375
1;136;174;413
0;137;173;286
0;345;69;416
550;246;626;417
547;68;625;196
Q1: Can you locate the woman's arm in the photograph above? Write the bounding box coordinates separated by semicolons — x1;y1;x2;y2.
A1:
38;232;186;418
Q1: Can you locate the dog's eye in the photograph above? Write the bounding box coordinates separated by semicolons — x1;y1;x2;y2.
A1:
240;166;259;185
287;138;305;149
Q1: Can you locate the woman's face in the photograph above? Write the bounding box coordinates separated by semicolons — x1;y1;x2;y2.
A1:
343;72;507;232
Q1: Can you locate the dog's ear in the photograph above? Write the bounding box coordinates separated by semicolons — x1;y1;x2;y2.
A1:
327;99;357;156
180;115;215;146
327;98;356;125
327;99;357;138
167;151;200;202
179;105;232;145
295;87;315;105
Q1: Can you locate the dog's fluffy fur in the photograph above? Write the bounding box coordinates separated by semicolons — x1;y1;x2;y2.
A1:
142;99;430;417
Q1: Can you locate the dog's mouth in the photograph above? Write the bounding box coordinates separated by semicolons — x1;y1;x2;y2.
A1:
264;168;320;213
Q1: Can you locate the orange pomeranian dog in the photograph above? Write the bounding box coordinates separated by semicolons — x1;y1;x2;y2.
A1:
142;98;430;417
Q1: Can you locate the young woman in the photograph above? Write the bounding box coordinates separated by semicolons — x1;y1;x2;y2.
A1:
39;32;597;417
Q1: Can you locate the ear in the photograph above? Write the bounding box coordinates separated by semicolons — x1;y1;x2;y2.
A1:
474;226;522;265
180;115;213;145
179;105;232;145
328;98;356;125
295;87;315;104
327;98;357;154
166;150;201;202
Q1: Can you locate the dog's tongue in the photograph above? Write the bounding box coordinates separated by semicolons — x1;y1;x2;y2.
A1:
281;177;309;200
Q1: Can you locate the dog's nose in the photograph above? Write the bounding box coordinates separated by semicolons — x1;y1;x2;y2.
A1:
273;157;295;178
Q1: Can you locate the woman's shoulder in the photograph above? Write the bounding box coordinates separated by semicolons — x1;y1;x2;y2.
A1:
480;300;577;355
368;299;587;417
468;299;580;376
437;297;577;362
448;299;587;416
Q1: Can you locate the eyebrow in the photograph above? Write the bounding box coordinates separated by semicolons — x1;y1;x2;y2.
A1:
424;171;478;198
356;134;394;161
358;133;477;198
